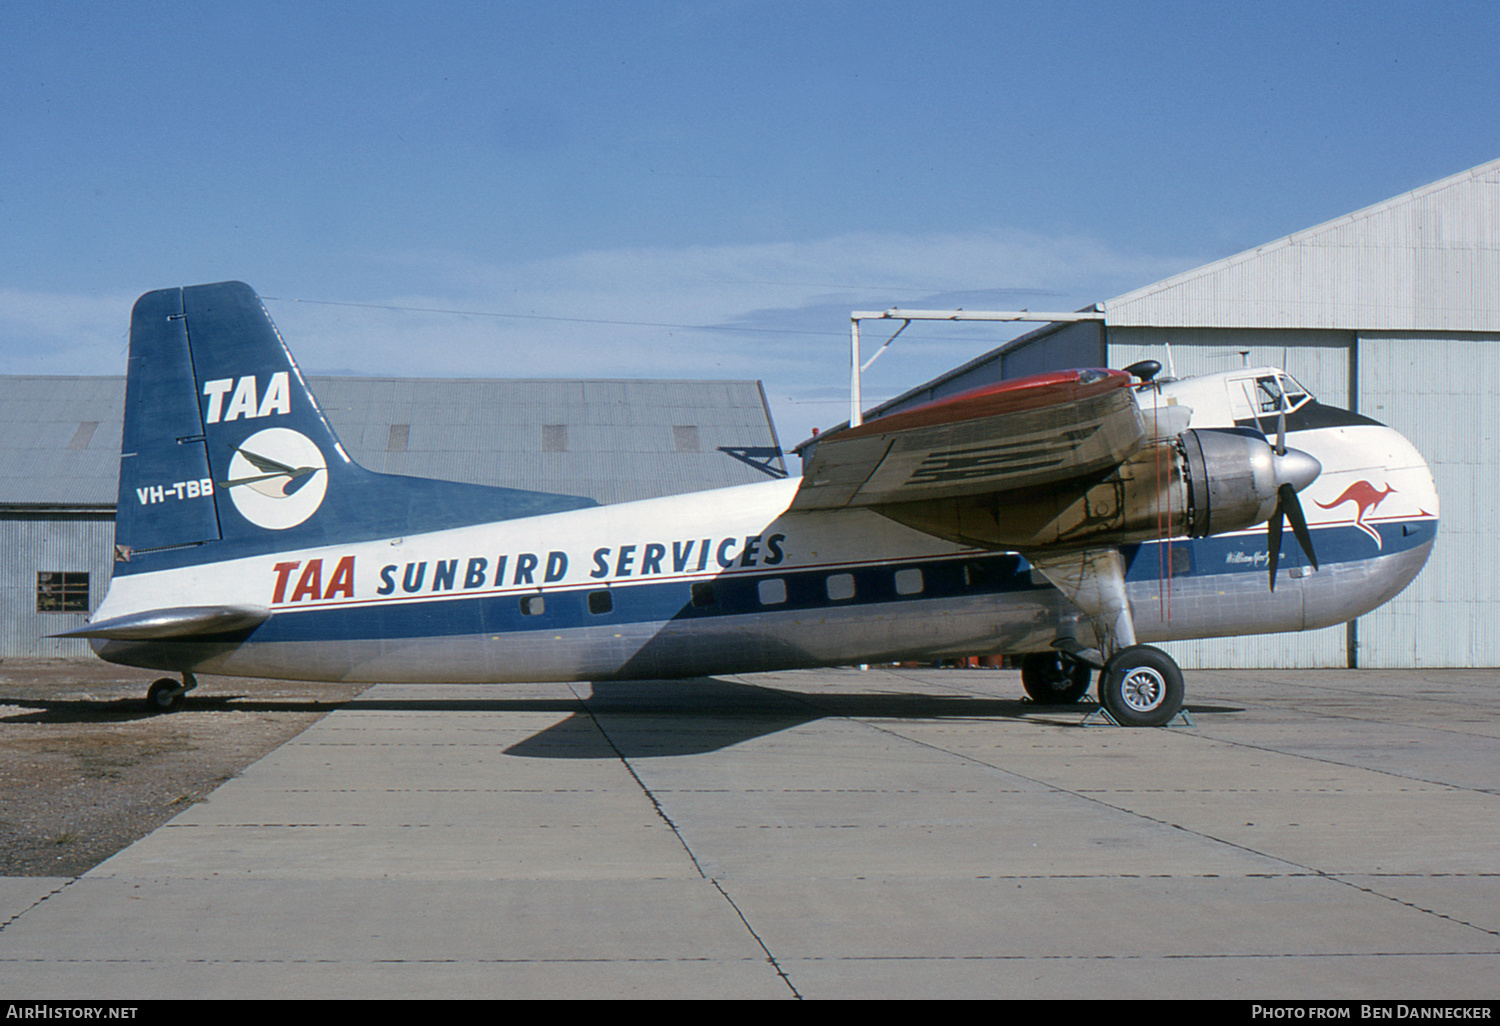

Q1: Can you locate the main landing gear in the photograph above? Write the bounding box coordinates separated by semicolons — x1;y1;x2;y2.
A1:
1097;645;1184;727
1020;646;1185;726
1023;547;1188;727
144;672;198;713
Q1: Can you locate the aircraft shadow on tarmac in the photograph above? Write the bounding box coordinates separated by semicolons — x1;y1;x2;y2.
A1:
0;695;350;724
501;679;1243;759
0;677;1242;757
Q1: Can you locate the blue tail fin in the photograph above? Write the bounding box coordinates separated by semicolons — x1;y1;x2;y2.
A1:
114;282;596;571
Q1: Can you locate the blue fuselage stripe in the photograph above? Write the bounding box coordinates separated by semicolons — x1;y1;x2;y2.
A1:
243;518;1436;644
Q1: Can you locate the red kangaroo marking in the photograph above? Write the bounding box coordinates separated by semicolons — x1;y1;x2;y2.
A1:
1316;481;1396;547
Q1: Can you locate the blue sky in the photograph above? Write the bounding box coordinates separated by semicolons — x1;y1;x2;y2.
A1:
4;0;1498;448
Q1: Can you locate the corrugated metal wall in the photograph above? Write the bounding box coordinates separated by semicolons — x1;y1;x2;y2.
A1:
1001;320;1106;379
310;376;785;505
1356;333;1500;667
0;512;115;658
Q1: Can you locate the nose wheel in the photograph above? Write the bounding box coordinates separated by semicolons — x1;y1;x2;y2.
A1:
144;673;198;713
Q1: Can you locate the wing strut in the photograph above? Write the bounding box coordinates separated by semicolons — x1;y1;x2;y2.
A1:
1027;548;1136;665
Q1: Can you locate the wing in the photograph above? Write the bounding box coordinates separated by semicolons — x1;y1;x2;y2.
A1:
791;368;1146;513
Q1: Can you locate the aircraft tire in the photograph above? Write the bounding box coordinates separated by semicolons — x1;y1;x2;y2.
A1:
1020;652;1092;704
1099;646;1184;726
145;678;182;713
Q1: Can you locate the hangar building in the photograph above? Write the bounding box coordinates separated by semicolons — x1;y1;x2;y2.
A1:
7;159;1495;669
0;375;784;658
865;157;1500;669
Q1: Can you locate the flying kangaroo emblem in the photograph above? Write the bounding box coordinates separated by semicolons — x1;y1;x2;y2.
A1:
1317;481;1395;548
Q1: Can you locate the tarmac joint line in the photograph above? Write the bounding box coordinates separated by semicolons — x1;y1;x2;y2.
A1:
567;681;803;999
0;879;76;934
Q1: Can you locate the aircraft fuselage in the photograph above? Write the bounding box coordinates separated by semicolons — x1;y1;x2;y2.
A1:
93;410;1437;683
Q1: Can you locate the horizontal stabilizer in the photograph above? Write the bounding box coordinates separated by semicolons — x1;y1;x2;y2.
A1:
50;606;270;640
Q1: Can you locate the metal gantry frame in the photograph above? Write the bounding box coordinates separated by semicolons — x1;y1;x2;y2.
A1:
847;308;1105;427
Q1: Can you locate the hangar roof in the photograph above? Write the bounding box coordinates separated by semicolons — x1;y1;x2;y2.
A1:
849;156;1500;427
0;375;785;509
1105;156;1500;330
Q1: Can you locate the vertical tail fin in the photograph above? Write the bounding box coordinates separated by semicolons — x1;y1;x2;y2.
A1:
114;281;595;571
116;281;359;557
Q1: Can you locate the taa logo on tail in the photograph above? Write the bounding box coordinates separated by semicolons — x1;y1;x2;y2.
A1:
203;372;291;423
219;427;328;530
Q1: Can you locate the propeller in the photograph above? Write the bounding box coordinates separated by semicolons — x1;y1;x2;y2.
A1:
1268;480;1319;590
1265;390;1320;591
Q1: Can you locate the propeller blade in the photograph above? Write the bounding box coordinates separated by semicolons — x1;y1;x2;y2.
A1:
1280;483;1319;570
1267;506;1284;591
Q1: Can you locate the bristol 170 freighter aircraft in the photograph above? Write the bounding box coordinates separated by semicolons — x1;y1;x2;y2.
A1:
63;282;1439;726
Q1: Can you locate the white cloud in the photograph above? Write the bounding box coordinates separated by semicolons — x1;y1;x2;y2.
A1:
286;229;1192;443
0;230;1195;448
0;289;136;374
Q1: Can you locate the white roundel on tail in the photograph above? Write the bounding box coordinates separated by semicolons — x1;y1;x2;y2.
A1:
222;427;328;530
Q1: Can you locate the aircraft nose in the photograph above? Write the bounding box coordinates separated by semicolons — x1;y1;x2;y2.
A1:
1273;447;1321;493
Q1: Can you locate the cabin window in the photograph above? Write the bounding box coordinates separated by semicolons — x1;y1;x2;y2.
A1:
963;562;988;587
758;578;787;605
520;595;545;616
690;582;716;608
894;568;924;595
588;590;613;615
826;573;855;601
37;572;89;613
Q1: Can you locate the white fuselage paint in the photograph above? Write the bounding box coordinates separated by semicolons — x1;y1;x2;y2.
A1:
92;373;1440;684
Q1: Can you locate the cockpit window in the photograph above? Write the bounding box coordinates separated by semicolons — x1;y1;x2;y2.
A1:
1254;373;1311;414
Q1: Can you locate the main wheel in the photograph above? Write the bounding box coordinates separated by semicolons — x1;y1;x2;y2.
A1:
1020;651;1092;704
1099;645;1184;726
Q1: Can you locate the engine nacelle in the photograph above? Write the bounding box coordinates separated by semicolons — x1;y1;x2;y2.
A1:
1180;428;1280;537
873;427;1318;551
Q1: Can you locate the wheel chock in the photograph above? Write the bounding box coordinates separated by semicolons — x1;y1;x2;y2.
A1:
1080;706;1195;727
